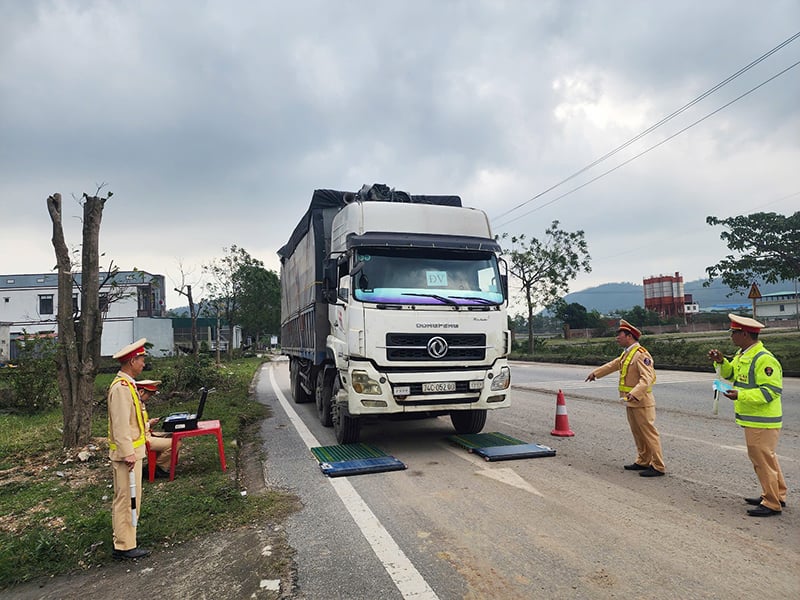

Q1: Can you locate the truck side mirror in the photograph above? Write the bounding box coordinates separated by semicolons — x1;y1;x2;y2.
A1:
498;258;509;301
322;259;338;304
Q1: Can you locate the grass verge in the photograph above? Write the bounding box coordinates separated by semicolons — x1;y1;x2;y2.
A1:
513;329;800;375
0;356;298;589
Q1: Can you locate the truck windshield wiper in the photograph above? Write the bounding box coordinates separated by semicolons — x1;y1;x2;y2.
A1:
447;296;497;305
401;292;459;306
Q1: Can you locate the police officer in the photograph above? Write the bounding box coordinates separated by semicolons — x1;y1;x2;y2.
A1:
586;319;666;477
136;379;172;479
708;314;786;517
108;338;151;559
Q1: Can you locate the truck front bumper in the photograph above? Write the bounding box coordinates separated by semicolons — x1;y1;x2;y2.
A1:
341;360;511;415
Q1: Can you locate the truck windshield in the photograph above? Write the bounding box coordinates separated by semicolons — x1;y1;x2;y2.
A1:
351;248;504;306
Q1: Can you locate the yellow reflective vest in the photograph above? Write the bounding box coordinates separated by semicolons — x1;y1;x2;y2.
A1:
619;346;655;393
107;376;146;452
719;341;782;429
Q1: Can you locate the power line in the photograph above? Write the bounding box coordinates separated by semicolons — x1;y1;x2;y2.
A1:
491;30;800;225
493;59;800;230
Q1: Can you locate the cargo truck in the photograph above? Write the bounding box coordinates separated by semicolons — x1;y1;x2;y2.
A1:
278;184;511;443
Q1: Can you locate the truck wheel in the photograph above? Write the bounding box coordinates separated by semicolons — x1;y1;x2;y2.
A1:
331;377;361;443
450;409;487;434
315;369;334;427
291;364;312;404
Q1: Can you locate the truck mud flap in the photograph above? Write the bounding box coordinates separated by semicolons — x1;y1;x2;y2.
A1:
310;443;407;477
447;432;556;462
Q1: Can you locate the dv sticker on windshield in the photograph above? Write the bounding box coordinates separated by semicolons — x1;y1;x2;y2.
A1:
426;271;447;287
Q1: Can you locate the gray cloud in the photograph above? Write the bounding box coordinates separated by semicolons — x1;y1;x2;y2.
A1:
1;1;798;310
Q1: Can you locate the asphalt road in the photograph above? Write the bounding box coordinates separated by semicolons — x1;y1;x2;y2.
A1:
10;358;796;599
259;358;799;599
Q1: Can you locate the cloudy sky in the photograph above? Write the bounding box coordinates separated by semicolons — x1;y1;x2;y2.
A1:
1;1;798;313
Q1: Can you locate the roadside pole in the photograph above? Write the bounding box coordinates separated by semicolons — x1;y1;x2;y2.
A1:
748;282;761;319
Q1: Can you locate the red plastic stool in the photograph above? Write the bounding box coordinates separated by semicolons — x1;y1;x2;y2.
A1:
166;420;227;481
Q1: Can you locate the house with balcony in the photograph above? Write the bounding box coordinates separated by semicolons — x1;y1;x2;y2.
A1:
0;270;173;359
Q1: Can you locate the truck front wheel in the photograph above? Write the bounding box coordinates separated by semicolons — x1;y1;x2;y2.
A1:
315;369;334;427
331;376;361;443
450;409;487;434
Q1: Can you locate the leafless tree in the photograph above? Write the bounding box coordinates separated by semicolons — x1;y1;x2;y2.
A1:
47;189;109;448
174;261;201;355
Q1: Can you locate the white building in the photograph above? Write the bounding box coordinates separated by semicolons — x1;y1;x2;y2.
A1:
756;290;800;321
0;271;174;358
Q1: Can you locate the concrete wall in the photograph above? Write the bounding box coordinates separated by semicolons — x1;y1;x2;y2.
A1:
101;317;173;357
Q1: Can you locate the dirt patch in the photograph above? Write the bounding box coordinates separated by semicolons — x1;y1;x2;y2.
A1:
5;431;299;600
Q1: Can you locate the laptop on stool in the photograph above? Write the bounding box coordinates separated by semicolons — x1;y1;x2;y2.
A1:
162;387;213;432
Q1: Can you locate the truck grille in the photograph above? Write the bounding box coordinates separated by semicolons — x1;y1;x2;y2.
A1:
385;333;486;361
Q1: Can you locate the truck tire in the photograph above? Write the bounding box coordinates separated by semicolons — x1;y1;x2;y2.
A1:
450;409;487;434
315;369;334;427
291;361;313;404
331;377;361;443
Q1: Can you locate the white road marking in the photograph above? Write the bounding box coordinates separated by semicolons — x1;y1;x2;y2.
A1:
441;442;488;468
477;467;544;496
509;365;716;392
441;443;544;496
664;432;796;462
268;366;439;600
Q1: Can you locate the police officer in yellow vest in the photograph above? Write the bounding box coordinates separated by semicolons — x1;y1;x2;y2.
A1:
108;338;151;559
586;320;666;477
708;314;786;517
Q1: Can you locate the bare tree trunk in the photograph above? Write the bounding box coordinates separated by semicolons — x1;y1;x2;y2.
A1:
176;282;200;355
187;285;199;355
47;192;108;448
526;298;535;356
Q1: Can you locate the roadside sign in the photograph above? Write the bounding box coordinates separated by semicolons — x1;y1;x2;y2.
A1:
748;283;762;299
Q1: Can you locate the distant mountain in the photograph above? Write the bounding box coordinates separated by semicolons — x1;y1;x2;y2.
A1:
563;278;789;314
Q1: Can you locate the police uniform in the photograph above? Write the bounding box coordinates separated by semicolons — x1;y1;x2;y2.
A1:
136;379;172;474
588;320;666;475
715;314;786;515
107;338;149;558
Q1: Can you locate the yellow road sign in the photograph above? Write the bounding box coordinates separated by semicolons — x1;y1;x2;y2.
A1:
748;283;762;299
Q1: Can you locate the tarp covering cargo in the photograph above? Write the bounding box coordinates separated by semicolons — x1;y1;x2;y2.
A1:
278;185;461;362
278;185;461;262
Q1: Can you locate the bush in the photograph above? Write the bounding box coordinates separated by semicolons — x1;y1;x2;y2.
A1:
158;354;223;394
0;337;60;414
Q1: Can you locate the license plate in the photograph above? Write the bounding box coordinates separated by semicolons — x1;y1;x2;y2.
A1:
422;381;456;393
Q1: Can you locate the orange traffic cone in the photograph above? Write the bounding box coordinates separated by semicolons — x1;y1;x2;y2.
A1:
550;389;574;437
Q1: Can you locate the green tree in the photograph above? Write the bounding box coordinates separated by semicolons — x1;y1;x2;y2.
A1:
500;221;591;354
553;301;589;329
705;211;800;292
613;305;661;327
552;299;605;330
237;265;280;348
203;246;272;353
4;333;59;414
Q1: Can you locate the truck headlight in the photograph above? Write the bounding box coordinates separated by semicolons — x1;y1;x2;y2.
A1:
352;370;382;395
490;366;510;391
